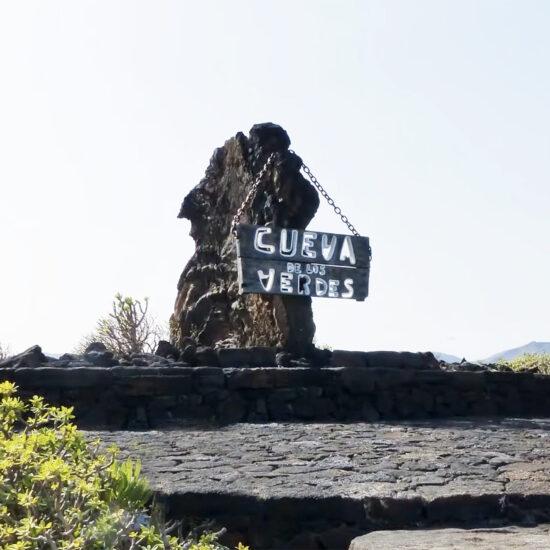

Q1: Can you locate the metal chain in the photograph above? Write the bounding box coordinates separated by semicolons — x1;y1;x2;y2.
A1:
231;152;276;236
290;149;361;237
231;150;361;238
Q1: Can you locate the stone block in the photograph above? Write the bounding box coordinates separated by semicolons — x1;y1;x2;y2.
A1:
14;366;112;388
217;395;247;423
416;370;450;384
307;346;332;366
412;351;440;369
181;345;197;365
272;367;337;388
373;368;415;389
267;388;299;402
202;389;230;405
226;368;276;389
394;391;417;418
289;358;313;368
0;345;46;368
217;348;253;367
192;367;225;390
375;391;394;416
194;346;219;366
331;350;367;368
409;388;434;413
266;400;294;420
340;368;375;393
155;340;180;360
246;411;268;422
360;398;380;421
255;398;268;416
364;351;403;368
130;352;170;365
127;405;149;430
84;350;118;367
275;352;293;367
448;371;485;389
296;386;323;399
149;395;178;409
249;346;277;366
59;353;80;361
115;375;193;396
177;393;202;407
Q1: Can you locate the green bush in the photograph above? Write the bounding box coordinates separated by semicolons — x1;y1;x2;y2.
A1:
498;353;550;374
0;382;244;550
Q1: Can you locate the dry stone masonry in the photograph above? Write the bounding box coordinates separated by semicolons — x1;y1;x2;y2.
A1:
3;345;550;430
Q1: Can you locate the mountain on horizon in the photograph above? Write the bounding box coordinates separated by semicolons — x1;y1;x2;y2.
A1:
433;351;464;363
481;341;550;363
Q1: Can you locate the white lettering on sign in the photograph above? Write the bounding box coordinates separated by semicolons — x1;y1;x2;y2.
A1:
306;263;326;275
254;227;275;254
315;278;328;296
342;278;354;298
254;266;356;299
321;234;337;261
301;231;317;259
328;279;340;298
339;236;356;265
280;272;293;293
257;269;275;291
280;229;298;257
298;274;311;295
252;227;357;265
240;225;369;300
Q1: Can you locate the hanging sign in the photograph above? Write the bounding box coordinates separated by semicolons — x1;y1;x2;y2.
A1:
236;224;370;301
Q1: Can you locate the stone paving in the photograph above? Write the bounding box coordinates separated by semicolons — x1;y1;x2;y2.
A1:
89;417;550;505
349;525;550;550
87;418;550;548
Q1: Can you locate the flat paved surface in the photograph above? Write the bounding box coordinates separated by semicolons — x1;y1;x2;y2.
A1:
349;525;550;550
88;418;550;503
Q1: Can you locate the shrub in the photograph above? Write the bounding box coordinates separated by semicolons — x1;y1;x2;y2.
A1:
0;382;241;550
498;353;550;374
77;294;164;357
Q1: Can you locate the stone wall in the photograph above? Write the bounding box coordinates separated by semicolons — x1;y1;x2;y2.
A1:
2;351;550;429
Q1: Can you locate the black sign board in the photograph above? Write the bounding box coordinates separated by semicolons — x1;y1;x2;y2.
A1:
236;224;370;301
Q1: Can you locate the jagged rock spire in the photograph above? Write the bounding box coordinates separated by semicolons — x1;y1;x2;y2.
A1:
172;123;319;354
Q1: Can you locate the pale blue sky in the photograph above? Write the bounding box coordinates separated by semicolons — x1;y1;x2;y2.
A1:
0;1;548;359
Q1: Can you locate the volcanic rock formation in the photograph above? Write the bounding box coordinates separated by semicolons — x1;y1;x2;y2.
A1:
172;123;320;354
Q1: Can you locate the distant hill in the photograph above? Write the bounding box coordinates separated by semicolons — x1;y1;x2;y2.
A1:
433;352;464;363
482;341;550;363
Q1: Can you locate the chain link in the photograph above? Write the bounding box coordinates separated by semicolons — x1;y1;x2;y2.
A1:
290;149;361;237
232;150;362;239
231;152;276;236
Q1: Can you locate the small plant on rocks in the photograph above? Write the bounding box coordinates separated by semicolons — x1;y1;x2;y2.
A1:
498;353;550;374
0;382;244;550
77;294;164;357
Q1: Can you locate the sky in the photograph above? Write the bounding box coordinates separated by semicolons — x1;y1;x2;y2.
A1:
0;1;548;360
